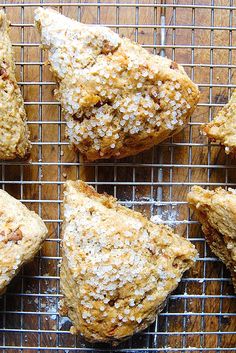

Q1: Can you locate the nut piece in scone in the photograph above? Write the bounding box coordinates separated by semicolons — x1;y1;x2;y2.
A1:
0;189;48;294
187;185;236;291
203;90;236;155
0;11;31;160
61;180;197;343
35;7;199;161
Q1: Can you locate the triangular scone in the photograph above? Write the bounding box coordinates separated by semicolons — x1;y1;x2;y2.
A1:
61;180;197;343
188;186;236;291
0;189;48;294
0;11;30;160
35;8;199;161
203;90;236;155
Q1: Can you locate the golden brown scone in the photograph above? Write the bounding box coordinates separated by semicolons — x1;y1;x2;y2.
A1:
0;189;48;294
203;90;236;155
61;180;197;344
35;8;199;161
187;186;236;291
0;11;31;160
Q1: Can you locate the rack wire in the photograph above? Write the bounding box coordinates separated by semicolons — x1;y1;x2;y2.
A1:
0;0;235;352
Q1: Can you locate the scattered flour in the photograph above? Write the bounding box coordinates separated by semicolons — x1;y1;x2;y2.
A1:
59;316;71;329
150;214;163;223
43;296;57;320
151;207;178;226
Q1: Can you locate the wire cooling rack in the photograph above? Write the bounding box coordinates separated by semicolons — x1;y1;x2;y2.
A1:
0;0;236;352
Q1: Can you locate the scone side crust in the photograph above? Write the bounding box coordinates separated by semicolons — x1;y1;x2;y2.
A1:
200;221;236;290
187;185;236;291
35;7;199;161
0;189;48;293
0;10;31;160
202;90;236;155
61;180;198;343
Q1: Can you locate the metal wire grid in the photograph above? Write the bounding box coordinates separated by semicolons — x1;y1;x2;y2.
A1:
0;0;235;352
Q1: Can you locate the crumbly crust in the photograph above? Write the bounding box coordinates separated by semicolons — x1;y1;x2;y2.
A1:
203;90;236;155
35;7;199;161
0;189;48;294
187;186;236;291
61;180;197;343
0;11;31;160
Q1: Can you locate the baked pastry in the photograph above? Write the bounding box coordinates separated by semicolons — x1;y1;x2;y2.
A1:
61;180;197;343
35;8;199;161
187;186;236;291
0;189;48;294
0;11;30;160
203;90;236;155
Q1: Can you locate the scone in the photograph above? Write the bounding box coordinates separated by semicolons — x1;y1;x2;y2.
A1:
0;11;30;160
35;8;199;161
0;189;48;294
203;90;236;155
187;186;236;291
61;180;197;343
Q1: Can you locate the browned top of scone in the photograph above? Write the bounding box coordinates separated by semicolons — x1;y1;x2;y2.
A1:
35;7;199;161
61;180;197;343
187;185;236;290
0;189;48;293
0;11;31;160
203;90;236;155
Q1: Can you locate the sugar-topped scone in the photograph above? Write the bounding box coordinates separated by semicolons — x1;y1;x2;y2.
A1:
0;189;48;294
60;180;197;343
35;8;199;161
188;186;236;291
0;11;30;160
203;90;236;155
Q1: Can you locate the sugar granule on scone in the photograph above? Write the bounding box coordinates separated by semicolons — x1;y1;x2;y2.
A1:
60;180;198;343
203;90;236;155
0;189;48;294
35;7;199;161
188;185;236;291
0;11;31;160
